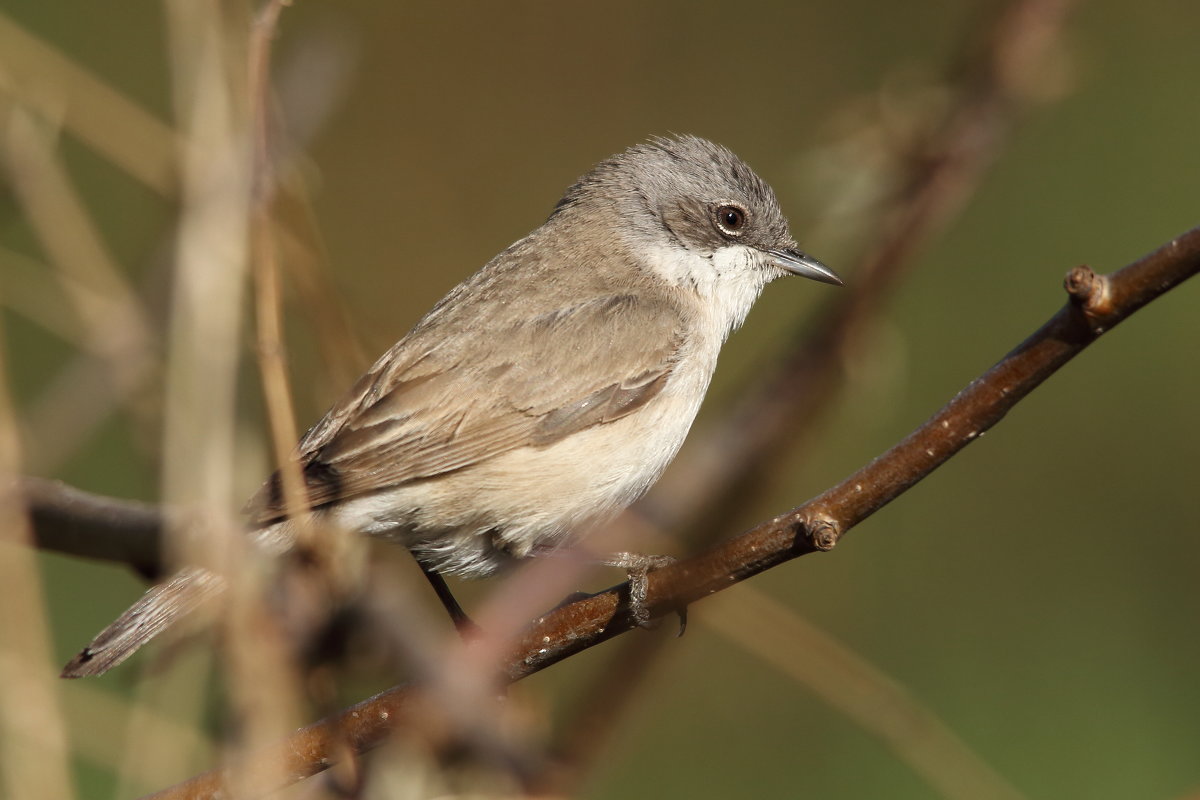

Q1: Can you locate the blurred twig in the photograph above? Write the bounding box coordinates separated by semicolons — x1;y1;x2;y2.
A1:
137;224;1200;798
155;2;304;797
249;0;309;535
0;8;364;459
0;10;179;193
17;476;165;579
0;328;75;800
3;109;161;472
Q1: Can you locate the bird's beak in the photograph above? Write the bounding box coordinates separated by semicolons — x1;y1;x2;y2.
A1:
767;248;843;286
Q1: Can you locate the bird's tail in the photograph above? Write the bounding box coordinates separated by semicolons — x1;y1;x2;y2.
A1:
61;566;226;678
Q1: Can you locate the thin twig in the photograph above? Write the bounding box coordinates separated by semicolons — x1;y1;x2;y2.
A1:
137;225;1200;799
249;0;309;531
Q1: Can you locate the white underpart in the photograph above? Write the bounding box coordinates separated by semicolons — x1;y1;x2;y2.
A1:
323;364;714;577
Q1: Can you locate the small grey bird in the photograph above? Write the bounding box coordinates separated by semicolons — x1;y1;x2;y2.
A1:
62;135;840;677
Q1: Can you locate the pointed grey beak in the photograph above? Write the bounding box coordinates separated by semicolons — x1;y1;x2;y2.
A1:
767;248;843;286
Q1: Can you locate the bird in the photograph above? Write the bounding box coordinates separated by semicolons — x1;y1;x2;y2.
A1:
61;134;841;678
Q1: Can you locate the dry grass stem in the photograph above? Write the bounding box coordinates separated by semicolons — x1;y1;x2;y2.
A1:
155;1;303;794
3;109;159;472
0;11;179;194
0;324;75;800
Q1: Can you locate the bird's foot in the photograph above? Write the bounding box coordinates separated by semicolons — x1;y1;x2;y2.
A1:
601;551;687;635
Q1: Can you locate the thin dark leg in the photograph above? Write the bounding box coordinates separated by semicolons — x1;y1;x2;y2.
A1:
418;563;480;636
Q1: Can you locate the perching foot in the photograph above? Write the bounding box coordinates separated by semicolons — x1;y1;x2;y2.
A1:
602;551;687;634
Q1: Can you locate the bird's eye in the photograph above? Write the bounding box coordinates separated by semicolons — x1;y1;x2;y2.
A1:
714;204;746;236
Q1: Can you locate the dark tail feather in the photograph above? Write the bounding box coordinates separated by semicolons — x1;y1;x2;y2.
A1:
61;566;226;678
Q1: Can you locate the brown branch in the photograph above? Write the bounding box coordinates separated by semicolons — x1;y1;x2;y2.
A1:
140;226;1200;799
19;477;166;580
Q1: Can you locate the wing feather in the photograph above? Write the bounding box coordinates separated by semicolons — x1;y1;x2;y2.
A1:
246;293;685;524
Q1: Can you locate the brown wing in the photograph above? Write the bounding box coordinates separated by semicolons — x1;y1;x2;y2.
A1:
246;294;684;525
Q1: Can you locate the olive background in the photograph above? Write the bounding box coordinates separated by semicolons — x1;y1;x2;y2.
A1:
1;1;1198;798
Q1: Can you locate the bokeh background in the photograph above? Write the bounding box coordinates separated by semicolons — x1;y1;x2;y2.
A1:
1;1;1198;798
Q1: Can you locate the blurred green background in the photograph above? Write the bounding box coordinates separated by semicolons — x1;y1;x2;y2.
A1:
1;1;1198;798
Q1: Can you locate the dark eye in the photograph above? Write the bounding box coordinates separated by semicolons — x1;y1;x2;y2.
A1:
715;204;746;236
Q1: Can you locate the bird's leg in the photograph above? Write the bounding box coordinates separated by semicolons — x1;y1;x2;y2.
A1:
599;551;687;634
530;546;687;633
418;563;480;638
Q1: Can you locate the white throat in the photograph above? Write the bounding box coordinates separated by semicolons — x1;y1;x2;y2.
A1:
644;242;770;340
